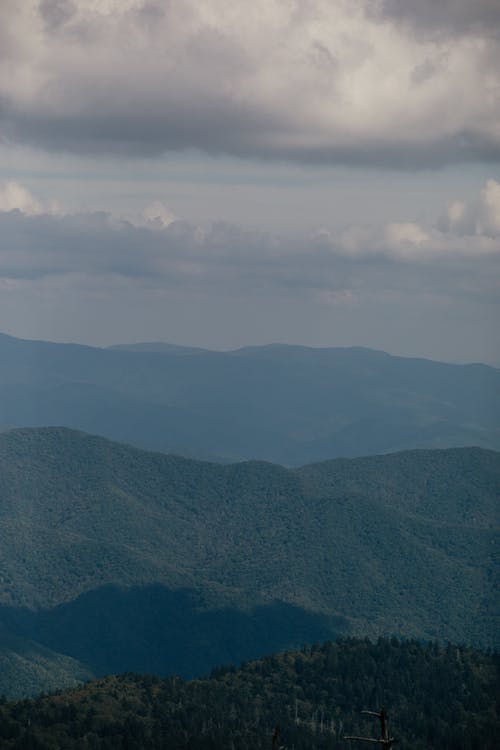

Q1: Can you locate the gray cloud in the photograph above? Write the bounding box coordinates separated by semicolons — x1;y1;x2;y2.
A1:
1;180;498;302
1;178;498;363
39;0;76;31
1;1;499;166
376;0;500;38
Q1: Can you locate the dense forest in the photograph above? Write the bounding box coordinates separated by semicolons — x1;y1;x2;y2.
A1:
0;638;497;749
1;427;498;697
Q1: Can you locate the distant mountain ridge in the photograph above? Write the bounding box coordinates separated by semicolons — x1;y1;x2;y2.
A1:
0;427;498;696
107;341;207;355
0;332;499;464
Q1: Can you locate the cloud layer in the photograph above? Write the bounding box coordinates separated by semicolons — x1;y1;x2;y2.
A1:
1;178;498;362
1;179;498;292
1;0;499;165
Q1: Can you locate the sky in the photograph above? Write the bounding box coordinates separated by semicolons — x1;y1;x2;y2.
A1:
0;0;499;364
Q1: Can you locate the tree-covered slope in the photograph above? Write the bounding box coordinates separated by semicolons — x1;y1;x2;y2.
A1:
0;627;92;701
0;639;497;750
0;427;498;698
1;332;499;464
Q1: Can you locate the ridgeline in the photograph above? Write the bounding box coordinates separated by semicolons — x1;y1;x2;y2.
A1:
0;638;497;749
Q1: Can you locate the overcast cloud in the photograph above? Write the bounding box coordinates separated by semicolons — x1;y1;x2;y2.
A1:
1;0;499;165
1;178;500;283
0;179;498;361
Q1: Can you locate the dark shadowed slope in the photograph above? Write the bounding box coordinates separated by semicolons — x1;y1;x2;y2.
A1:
1;333;499;463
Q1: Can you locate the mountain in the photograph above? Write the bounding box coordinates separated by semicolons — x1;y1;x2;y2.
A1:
0;638;498;749
0;427;498;697
108;341;208;355
1;332;499;464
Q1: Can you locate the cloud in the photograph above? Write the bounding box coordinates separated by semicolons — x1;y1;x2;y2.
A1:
0;182;43;214
0;181;61;215
1;179;498;362
0;181;498;311
140;201;177;228
375;0;500;38
438;178;500;237
1;0;499;166
313;179;500;265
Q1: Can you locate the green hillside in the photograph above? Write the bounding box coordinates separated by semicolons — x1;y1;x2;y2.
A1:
0;628;92;700
0;427;498;697
1;333;499;464
0;639;497;749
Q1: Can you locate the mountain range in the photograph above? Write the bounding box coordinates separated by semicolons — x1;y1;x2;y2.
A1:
0;427;498;697
1;332;499;464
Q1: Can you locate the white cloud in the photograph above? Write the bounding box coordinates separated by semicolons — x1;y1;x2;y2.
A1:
478;179;500;236
385;222;430;248
1;0;498;165
0;182;43;214
439;178;500;238
140;201;177;228
309;179;500;262
0;180;62;216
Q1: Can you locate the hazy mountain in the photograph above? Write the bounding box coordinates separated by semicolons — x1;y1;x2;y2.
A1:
108;341;207;355
0;427;498;696
1;639;497;749
1;332;499;464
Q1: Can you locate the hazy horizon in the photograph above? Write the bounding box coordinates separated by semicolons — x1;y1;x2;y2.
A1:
1;328;499;368
1;1;499;365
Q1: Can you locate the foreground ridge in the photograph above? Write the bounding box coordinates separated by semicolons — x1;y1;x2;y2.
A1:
0;638;497;750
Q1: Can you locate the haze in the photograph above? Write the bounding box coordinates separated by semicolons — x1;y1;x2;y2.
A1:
1;0;499;364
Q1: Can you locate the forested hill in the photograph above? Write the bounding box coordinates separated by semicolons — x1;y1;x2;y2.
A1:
0;638;498;750
1;332;499;464
0;427;498;698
